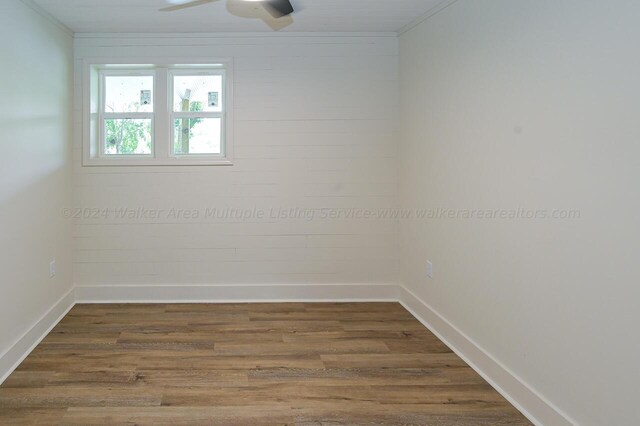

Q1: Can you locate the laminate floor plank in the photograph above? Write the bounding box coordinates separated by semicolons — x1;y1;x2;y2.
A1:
0;303;530;425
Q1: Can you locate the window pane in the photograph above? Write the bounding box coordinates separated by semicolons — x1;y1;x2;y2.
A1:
174;118;221;155
105;75;153;113
104;119;152;155
173;75;223;113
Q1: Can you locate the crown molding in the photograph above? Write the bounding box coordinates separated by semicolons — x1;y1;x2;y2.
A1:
398;0;460;36
19;0;74;36
73;31;398;39
16;0;456;40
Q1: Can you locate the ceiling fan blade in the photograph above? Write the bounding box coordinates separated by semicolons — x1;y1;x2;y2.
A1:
263;0;294;18
159;0;219;12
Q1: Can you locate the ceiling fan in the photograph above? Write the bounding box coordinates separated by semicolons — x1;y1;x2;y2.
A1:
160;0;295;19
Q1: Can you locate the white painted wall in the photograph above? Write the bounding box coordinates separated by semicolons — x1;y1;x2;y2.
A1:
0;2;73;361
399;1;640;425
73;34;399;287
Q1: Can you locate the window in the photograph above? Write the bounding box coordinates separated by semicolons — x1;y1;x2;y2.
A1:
84;62;233;166
101;72;154;156
171;72;224;156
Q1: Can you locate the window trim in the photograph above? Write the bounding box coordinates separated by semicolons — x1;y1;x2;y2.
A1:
82;58;234;167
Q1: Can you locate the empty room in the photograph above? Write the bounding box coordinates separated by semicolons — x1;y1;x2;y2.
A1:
0;0;638;424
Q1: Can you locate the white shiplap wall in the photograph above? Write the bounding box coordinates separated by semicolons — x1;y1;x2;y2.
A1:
0;0;73;376
73;34;400;287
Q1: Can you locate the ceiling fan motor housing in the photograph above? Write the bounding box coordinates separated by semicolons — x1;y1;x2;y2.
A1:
263;0;295;18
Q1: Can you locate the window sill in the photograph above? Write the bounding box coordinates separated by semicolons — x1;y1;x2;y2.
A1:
83;157;234;167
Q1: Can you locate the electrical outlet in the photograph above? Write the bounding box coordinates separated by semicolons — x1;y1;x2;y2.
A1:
49;260;56;278
426;260;433;279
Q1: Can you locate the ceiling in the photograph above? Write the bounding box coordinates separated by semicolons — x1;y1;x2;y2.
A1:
32;0;446;33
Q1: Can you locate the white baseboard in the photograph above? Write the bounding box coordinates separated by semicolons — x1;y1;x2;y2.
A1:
74;283;400;304
0;282;574;426
0;283;396;386
399;285;575;426
0;287;76;385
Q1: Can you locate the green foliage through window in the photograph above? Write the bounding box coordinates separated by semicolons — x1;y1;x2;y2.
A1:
105;119;152;155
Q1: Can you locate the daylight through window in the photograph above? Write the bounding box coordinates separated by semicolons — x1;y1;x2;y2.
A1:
85;63;232;166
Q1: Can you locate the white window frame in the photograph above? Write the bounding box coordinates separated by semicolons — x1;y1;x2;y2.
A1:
83;58;234;167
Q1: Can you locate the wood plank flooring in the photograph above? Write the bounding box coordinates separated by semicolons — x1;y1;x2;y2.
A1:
0;303;530;425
